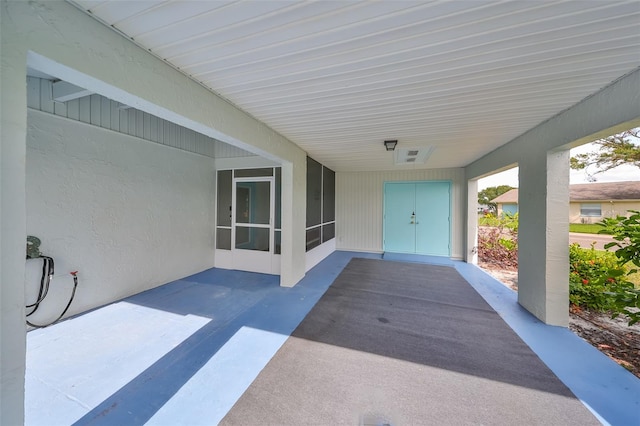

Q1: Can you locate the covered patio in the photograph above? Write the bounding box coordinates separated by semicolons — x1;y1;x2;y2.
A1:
26;252;637;425
2;2;640;423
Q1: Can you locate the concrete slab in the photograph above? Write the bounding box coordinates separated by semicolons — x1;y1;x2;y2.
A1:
24;251;639;425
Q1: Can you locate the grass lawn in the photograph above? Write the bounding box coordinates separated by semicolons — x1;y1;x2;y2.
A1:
569;223;611;234
480;218;611;235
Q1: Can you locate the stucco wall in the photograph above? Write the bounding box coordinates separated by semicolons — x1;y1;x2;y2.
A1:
3;0;307;286
465;69;640;326
336;168;465;259
1;2;307;422
25;109;216;323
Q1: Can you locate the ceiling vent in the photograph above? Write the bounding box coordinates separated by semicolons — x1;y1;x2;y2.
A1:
394;147;434;165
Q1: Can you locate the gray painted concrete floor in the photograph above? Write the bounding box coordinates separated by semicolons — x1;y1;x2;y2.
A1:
25;251;640;425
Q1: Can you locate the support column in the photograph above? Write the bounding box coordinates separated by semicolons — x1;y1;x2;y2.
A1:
518;149;570;326
1;10;28;423
279;161;306;287
466;179;479;264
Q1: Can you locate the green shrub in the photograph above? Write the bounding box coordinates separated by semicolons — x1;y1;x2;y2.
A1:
501;212;519;233
600;210;640;271
598;211;640;325
498;238;516;251
479;213;501;227
569;243;626;311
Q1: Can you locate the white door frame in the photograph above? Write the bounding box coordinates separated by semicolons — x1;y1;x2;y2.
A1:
231;176;275;273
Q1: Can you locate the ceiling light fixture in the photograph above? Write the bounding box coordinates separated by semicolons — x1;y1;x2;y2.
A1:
384;140;398;151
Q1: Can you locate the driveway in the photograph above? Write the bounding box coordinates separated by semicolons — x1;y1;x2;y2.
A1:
569;232;616;251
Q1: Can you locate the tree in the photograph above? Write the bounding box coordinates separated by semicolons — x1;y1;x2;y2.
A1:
478;185;514;214
570;128;640;181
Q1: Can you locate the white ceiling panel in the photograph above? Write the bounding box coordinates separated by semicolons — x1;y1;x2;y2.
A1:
69;0;640;171
77;0;167;24
130;2;295;47
115;2;236;36
158;2;352;60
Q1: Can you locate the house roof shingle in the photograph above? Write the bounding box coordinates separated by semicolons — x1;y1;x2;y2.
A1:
490;181;640;204
491;189;518;204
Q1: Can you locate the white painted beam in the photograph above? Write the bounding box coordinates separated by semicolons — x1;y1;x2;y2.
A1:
466;179;478;264
466;68;640;180
52;80;93;102
464;69;640;326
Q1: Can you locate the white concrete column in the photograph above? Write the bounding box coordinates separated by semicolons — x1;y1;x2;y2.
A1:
466;179;479;264
0;12;27;424
280;161;307;287
518;149;570;326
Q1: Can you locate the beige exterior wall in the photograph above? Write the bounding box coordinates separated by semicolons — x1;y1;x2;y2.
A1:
569;200;640;223
498;200;640;223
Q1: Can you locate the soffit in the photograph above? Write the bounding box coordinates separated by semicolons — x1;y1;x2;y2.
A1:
70;0;640;171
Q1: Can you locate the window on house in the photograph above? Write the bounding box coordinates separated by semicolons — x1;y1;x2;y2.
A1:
216;170;232;250
306;157;322;228
305;157;336;251
306;226;322;251
216;167;281;252
580;203;602;217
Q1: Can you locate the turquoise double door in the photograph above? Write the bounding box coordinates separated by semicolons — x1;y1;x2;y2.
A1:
383;181;451;256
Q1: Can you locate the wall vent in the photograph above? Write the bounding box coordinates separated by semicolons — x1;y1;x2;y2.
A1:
394;147;434;165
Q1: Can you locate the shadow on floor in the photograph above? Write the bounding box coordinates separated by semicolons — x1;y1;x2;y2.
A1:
25;251;639;426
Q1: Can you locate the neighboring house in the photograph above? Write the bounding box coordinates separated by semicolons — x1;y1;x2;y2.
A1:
492;182;640;223
491;190;520;216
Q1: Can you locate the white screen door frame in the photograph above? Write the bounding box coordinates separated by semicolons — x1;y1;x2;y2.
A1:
232;176;275;273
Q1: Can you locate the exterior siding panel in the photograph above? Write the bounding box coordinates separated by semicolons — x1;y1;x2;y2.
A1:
25;76;254;159
336;168;465;259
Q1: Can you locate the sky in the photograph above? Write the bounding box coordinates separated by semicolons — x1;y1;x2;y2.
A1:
478;133;640;191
